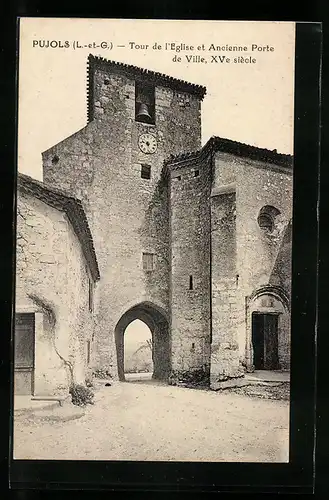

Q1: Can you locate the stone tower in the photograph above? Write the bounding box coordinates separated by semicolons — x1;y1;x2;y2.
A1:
42;55;206;380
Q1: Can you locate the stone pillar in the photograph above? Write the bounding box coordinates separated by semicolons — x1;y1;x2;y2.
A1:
210;189;244;389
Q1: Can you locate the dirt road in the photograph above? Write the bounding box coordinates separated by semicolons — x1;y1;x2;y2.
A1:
14;379;289;462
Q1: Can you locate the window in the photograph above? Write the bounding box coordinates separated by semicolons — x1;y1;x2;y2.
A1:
194;169;200;177
189;275;194;290
175;175;181;181
141;164;151;179
88;277;94;312
87;340;91;365
257;205;281;234
142;252;155;271
52;155;59;164
135;81;155;124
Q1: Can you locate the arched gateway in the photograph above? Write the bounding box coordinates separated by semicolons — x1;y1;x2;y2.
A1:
114;302;170;382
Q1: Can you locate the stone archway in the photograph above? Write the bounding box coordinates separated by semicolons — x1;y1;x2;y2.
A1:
245;286;291;371
114;302;170;382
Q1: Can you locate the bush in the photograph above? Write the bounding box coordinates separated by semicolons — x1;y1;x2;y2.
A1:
93;368;113;379
69;384;94;406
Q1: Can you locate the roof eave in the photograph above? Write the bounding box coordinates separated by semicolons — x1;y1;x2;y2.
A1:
164;136;293;170
86;54;207;123
17;174;100;282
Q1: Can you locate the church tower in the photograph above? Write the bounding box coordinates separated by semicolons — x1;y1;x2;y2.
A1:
42;55;206;380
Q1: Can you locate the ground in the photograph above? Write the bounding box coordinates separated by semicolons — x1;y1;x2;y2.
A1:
14;377;290;462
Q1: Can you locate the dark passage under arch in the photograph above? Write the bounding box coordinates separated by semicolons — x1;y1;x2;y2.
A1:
114;302;170;382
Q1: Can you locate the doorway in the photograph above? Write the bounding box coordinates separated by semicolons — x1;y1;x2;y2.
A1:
252;313;279;370
14;313;35;395
124;319;153;381
115;302;170;382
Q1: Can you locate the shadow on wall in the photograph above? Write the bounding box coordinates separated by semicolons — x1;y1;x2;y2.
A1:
27;294;74;393
244;217;292;374
269;219;293;295
139;167;170;306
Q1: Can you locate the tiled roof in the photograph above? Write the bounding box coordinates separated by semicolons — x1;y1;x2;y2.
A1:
17;173;100;282
164;136;293;169
86;54;207;122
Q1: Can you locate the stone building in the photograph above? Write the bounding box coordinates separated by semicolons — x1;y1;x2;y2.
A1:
166;138;292;388
22;54;293;390
15;173;99;395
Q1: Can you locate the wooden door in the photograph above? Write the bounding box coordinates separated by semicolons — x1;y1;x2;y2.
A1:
252;313;279;370
264;314;279;370
14;313;35;395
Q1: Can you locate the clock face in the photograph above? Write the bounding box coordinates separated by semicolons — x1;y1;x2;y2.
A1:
138;133;157;154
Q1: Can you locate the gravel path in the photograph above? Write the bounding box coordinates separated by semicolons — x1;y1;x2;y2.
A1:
14;380;289;462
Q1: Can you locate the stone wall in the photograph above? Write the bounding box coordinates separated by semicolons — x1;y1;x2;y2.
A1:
43;61;202;379
169;157;212;384
229;153;293;367
210;150;293;377
16;192;95;395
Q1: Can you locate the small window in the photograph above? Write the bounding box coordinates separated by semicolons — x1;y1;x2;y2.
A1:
191;342;195;349
88;278;94;312
135;81;155;124
189;275;194;290
194;169;200;177
175;175;181;181
87;340;91;365
52;155;59;164
257;205;281;234
141;164;151;180
142;252;155;271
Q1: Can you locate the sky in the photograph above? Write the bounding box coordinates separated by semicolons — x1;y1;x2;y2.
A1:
124;320;152;357
18;18;295;180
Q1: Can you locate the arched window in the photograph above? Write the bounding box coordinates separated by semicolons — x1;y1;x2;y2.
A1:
257;205;281;234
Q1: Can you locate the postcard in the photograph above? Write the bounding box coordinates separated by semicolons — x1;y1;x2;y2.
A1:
14;18;295;463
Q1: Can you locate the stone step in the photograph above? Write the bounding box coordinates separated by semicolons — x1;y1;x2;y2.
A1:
14;399;60;414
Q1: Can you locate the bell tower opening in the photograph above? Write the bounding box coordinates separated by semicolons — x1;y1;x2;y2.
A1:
135;81;155;124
